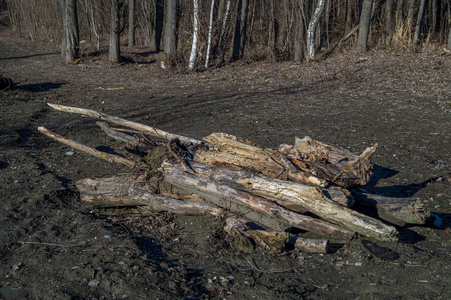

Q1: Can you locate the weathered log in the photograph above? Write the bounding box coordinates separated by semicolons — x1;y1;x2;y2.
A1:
38;126;135;167
224;216;330;253
129;187;225;216
195;133;285;177
75;175;226;215
47;103;209;147
75;176;140;206
278;155;328;187
163;160;397;241
279;136;378;188
277;185;354;213
96;121;140;145
195;133;327;186
353;191;430;225
163;163;355;240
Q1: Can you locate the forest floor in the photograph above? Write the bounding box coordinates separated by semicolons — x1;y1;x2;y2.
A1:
1;19;451;300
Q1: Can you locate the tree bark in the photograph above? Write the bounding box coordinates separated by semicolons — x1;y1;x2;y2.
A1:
448;26;451;50
385;0;394;38
413;0;428;44
128;0;135;47
353;191;429;225
163;160;397;241
188;0;199;71
294;1;305;62
307;0;326;60
61;0;80;64
232;0;249;60
109;0;121;63
163;162;355;239
164;0;177;56
357;0;374;53
205;0;215;68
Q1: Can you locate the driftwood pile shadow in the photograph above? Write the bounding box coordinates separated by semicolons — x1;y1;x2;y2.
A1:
39;103;430;254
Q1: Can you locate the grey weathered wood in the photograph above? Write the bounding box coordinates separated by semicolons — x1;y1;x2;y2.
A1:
163;160;397;241
163;162;355;239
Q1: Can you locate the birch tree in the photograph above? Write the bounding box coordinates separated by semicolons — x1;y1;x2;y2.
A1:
188;0;199;71
307;0;326;60
214;0;230;56
205;0;215;68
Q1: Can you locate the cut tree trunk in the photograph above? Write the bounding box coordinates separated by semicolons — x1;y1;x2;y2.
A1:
195;133;327;186
353;191;430;225
163;160;397;241
279;136;377;188
163;162;355;240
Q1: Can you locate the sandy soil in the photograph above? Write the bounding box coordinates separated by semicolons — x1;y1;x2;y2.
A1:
1;21;451;300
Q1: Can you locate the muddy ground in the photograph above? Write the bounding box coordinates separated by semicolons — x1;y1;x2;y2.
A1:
1;20;451;299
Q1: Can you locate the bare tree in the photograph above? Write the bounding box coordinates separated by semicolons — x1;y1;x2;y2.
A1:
232;0;249;60
188;0;199;71
128;0;135;47
448;27;451;51
294;1;306;62
413;0;427;44
60;0;80;64
109;0;121;63
356;0;374;53
164;0;177;57
307;0;326;60
205;0;215;68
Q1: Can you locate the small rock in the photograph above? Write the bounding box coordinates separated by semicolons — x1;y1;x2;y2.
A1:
88;279;101;288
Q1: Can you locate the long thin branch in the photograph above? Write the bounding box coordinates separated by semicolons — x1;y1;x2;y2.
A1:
47;103;210;147
38;126;135;167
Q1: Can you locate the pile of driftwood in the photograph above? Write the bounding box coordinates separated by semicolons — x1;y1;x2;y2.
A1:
39;103;429;254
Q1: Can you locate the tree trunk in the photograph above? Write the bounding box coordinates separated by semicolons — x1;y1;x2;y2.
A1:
357;0;374;53
164;0;177;56
307;0;326;60
276;0;288;51
448;26;451;50
188;0;199;71
232;0;249;60
163;163;355;239
109;0;121;63
128;0;135;47
294;1;305;62
214;0;230;56
385;0;394;39
205;0;215;68
162;160;397;241
413;0;427;44
61;0;80;64
154;0;164;51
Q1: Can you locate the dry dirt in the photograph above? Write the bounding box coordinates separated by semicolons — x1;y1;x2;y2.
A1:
1;22;451;300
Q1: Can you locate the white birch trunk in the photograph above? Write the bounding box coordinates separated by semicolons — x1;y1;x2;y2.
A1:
307;0;326;61
205;0;215;68
188;0;199;71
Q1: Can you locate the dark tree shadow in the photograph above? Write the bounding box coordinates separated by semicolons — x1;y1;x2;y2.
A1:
358;164;439;198
0;52;57;60
16;82;65;92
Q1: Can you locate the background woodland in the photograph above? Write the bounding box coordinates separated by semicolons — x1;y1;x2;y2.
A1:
4;0;451;68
